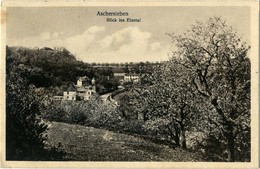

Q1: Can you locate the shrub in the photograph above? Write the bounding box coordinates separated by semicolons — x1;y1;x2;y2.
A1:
6;66;48;160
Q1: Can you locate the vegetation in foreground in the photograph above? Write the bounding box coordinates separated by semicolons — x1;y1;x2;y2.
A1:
45;121;204;161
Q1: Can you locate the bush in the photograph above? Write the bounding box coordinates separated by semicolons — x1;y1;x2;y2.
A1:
6;66;48;160
43;99;148;137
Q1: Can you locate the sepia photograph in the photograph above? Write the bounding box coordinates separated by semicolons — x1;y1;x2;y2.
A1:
0;0;259;168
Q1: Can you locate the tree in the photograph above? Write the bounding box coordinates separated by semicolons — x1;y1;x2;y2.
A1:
134;61;198;149
6;65;48;160
162;58;200;149
169;17;250;161
118;94;139;120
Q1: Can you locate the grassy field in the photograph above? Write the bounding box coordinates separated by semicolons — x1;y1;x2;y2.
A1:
45;121;204;161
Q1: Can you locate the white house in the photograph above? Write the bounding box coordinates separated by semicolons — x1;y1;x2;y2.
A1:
124;74;140;83
114;73;140;83
63;84;78;101
62;76;97;101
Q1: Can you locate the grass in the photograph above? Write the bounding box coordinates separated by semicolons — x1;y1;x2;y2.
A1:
45;121;204;161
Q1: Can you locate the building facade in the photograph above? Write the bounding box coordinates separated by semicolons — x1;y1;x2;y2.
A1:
114;73;140;83
56;76;97;101
124;74;140;83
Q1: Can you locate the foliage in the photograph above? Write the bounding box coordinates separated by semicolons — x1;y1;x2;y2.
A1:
122;17;251;162
6;46;119;94
43;99;120;127
131;60;200;149
6;53;67;160
43;98;150;138
118;92;139;120
6;65;48;160
168;17;250;161
6;46;160;95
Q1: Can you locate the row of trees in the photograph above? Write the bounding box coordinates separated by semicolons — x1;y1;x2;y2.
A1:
126;17;250;161
91;61;161;74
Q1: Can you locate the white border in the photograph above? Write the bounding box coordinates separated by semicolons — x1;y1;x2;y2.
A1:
0;1;258;168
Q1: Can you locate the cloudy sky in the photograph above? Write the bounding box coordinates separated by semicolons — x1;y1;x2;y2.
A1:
7;7;250;63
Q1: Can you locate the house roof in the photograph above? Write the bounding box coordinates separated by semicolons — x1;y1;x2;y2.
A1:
114;73;126;76
125;73;139;76
78;76;89;82
66;84;78;92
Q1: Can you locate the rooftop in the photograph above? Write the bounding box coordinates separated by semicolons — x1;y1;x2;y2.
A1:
66;84;78;92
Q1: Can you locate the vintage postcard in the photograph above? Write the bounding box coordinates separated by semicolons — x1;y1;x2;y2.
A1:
0;0;259;168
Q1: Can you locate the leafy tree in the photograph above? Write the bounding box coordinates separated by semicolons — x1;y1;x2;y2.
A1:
161;59;199;149
43;98;121;130
169;17;250;161
118;94;138;120
136;60;198;149
6;65;48;160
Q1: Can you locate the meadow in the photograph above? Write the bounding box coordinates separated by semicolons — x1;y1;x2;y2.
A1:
45;121;204;161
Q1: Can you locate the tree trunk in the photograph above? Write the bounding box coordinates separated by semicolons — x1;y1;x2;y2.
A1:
180;124;187;149
174;134;180;147
167;125;180;147
173;124;180;147
211;97;236;161
143;110;148;122
179;106;187;149
226;123;235;162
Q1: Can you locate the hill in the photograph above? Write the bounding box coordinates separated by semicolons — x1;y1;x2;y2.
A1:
6;46;118;94
45;121;204;161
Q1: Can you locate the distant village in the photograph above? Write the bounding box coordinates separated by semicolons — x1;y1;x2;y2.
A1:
53;72;140;101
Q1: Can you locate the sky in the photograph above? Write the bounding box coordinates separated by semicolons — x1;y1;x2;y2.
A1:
6;6;250;63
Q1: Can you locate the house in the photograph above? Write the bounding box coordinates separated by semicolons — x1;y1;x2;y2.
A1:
124;74;140;83
114;73;140;83
63;84;78;101
62;76;97;101
53;96;63;101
